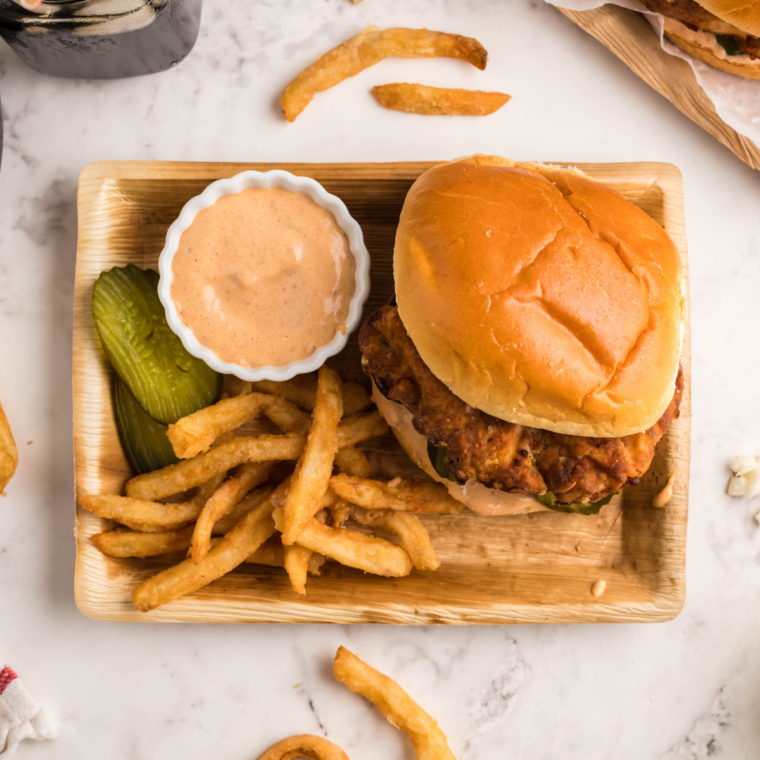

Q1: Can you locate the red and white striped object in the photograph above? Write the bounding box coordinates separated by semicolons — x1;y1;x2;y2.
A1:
0;666;58;757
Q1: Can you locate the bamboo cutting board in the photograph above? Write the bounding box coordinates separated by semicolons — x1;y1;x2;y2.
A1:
558;4;760;172
73;160;691;625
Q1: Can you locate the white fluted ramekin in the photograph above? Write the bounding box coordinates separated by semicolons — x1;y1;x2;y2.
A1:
157;170;371;382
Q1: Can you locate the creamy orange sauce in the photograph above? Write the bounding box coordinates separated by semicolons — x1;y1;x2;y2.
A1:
171;187;355;368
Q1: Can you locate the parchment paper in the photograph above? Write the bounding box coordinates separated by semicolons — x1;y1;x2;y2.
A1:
547;0;760;145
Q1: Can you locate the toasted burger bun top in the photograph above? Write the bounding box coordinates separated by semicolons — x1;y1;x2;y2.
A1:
693;0;760;36
394;155;684;438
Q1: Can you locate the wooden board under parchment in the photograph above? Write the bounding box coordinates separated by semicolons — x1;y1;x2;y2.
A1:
73;160;691;625
558;4;760;172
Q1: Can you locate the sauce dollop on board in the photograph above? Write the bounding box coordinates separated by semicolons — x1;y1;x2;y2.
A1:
171;187;356;368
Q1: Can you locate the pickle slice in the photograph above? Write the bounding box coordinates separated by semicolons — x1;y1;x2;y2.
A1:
534;491;615;515
114;377;179;474
93;264;221;424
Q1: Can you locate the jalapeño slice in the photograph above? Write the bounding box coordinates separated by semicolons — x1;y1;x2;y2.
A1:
93;264;221;424
427;441;455;482
113;377;179;474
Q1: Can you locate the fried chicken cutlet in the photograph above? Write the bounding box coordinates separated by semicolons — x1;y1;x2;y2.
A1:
360;305;683;506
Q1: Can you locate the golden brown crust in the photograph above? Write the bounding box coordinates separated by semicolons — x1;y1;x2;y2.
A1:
694;0;760;36
665;31;760;78
394;156;684;438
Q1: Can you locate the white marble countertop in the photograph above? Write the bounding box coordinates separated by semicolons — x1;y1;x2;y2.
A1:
1;1;759;758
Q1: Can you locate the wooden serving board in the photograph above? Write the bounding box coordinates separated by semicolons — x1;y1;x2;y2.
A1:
558;4;760;172
73;160;691;625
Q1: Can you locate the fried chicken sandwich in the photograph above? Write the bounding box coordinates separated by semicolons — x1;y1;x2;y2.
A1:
641;0;760;79
359;156;685;516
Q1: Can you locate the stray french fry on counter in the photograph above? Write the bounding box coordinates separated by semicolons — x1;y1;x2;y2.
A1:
334;646;456;760
256;645;456;759
0;398;18;495
372;83;511;116
281;26;488;122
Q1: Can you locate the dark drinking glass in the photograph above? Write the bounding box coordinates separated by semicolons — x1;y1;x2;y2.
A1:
0;0;203;79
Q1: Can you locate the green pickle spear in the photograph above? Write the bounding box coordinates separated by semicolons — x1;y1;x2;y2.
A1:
113;377;179;474
93;264;221;424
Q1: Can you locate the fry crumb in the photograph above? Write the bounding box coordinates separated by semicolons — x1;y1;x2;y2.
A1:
27;440;33;445
591;579;606;598
653;469;677;507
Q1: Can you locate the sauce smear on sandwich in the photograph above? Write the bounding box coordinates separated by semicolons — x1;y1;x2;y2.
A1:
171;187;356;368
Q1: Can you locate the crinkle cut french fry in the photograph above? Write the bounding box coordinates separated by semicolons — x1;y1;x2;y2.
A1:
352;507;440;571
282;366;343;545
256;734;350;760
273;508;411;577
334;646;455;760
335;447;372;479
250;377;371;417
330;474;463;514
281;26;488;122
372;83;510;116
0;399;18;495
191;461;274;564
125;433;305;501
92;526;195;558
132;484;286;612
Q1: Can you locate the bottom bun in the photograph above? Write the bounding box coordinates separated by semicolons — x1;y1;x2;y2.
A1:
372;384;548;517
665;30;760;81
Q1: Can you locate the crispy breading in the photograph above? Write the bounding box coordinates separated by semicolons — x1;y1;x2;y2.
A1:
359;306;683;505
641;0;744;35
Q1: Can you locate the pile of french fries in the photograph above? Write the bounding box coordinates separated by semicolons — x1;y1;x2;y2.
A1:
257;646;455;760
81;368;463;611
